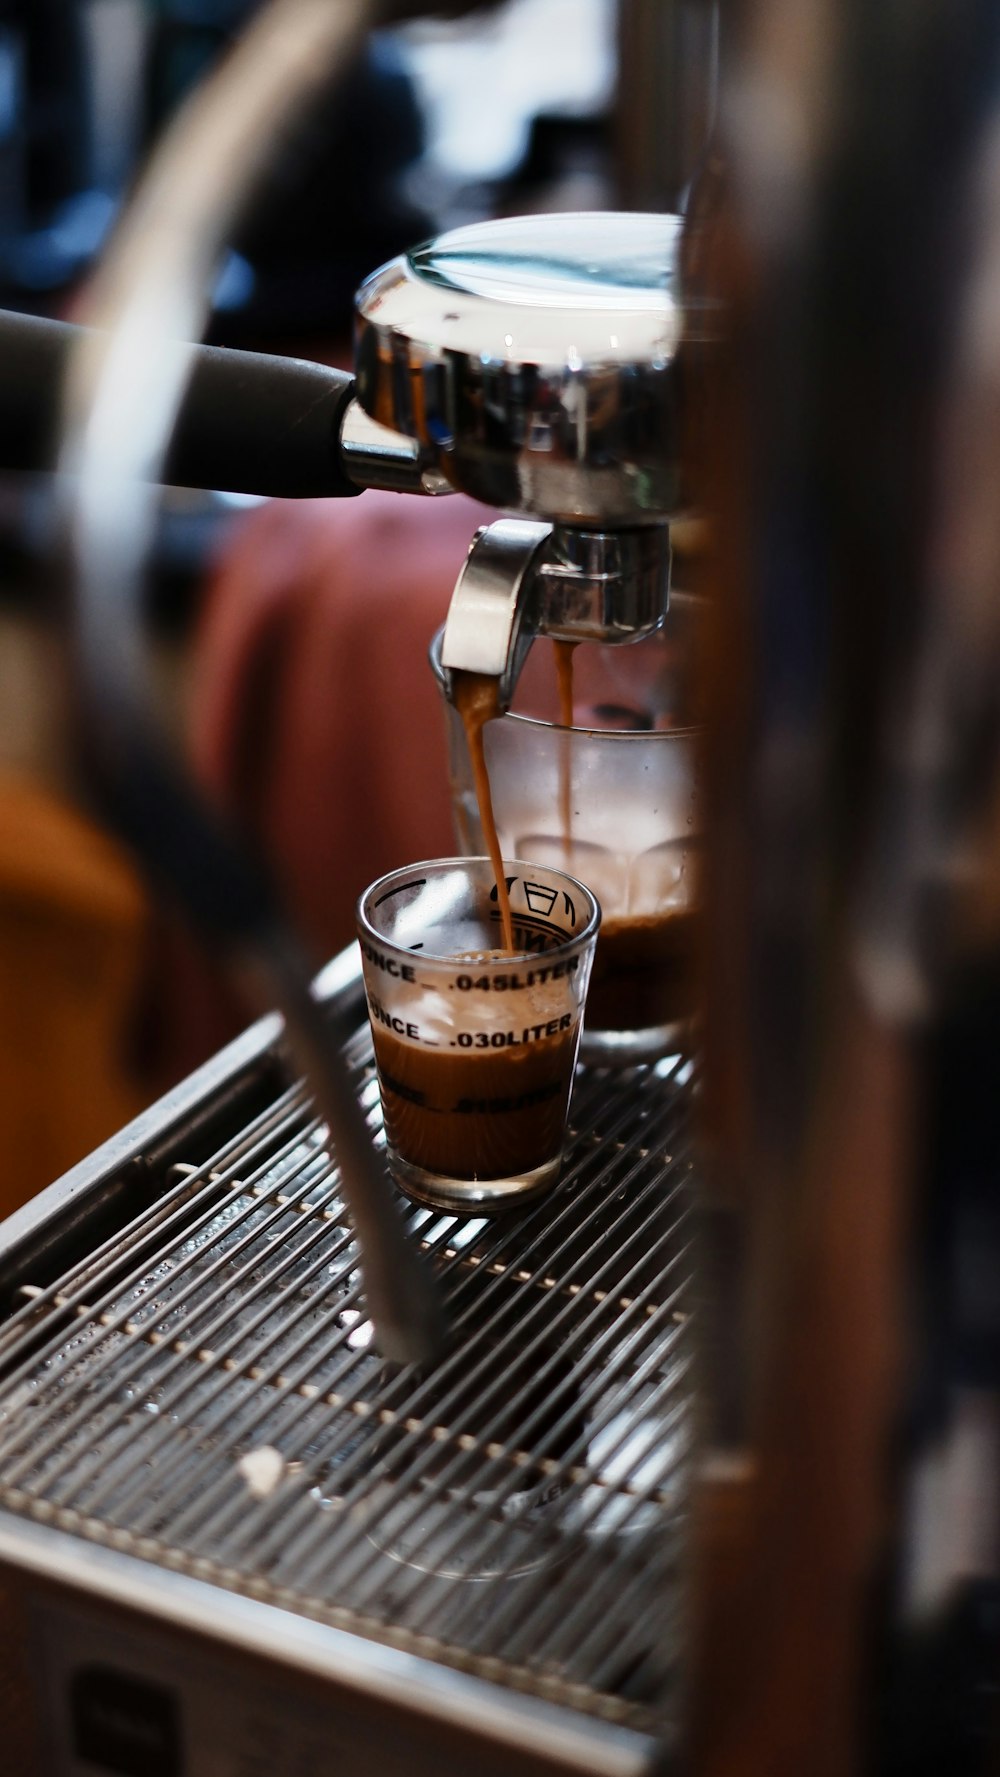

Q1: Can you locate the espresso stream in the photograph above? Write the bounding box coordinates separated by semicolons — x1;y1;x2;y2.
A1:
554;639;578;843
452;671;515;953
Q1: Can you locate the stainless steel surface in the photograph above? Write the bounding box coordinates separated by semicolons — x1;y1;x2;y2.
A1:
354;212;685;524
365;211;681;692
438;518;670;704
535;526;672;645
340;398;455;497
439;518;553;702
6;1546;659;1777
0;987;695;1745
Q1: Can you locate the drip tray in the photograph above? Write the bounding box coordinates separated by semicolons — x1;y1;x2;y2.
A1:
0;986;696;1754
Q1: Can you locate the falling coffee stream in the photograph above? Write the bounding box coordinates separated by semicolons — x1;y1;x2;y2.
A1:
554;639;578;849
452;671;516;953
454;649;578;954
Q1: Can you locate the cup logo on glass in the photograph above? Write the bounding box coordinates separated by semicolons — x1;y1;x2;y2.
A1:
356;858;600;1215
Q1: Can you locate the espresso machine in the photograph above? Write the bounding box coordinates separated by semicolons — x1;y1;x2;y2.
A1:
0;0;998;1773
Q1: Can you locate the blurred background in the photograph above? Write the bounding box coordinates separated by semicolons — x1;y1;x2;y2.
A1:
2;6;1000;1774
0;0;719;1215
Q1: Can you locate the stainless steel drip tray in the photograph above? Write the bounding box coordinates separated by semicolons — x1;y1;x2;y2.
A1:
0;950;695;1776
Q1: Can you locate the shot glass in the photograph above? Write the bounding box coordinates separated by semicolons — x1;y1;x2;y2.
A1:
356;857;600;1214
431;626;701;1065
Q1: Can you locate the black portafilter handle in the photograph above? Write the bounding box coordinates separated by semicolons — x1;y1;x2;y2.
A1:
0;308;361;499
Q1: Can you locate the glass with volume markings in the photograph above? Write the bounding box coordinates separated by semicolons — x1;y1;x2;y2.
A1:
356;857;600;1214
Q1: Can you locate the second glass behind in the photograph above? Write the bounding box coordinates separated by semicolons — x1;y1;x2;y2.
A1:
432;625;701;1065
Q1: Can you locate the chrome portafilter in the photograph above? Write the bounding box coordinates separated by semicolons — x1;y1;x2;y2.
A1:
354;210;690;706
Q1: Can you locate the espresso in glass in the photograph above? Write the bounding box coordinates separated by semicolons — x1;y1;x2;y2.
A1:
357;860;600;1212
584;905;698;1038
372;987;579;1182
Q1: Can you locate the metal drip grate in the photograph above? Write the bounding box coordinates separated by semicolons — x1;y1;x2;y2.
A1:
0;1025;696;1735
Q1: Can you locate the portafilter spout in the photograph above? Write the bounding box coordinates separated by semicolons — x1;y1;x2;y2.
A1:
354;211;686;705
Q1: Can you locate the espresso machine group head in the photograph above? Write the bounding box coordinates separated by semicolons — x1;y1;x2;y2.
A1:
0;211;686;720
354;210;686;707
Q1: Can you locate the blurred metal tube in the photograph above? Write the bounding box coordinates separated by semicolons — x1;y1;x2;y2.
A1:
615;0;719;210
688;2;1000;1772
55;0;445;1367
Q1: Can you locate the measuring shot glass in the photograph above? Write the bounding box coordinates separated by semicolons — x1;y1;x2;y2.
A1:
356;857;600;1214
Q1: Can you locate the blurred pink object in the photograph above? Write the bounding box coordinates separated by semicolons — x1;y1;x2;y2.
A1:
136;488;494;1084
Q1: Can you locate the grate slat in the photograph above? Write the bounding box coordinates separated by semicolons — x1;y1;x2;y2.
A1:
0;1130;341;1493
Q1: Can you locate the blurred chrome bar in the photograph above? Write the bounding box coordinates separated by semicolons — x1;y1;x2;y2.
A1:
691;3;1000;1773
54;0;444;1366
616;0;719;209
